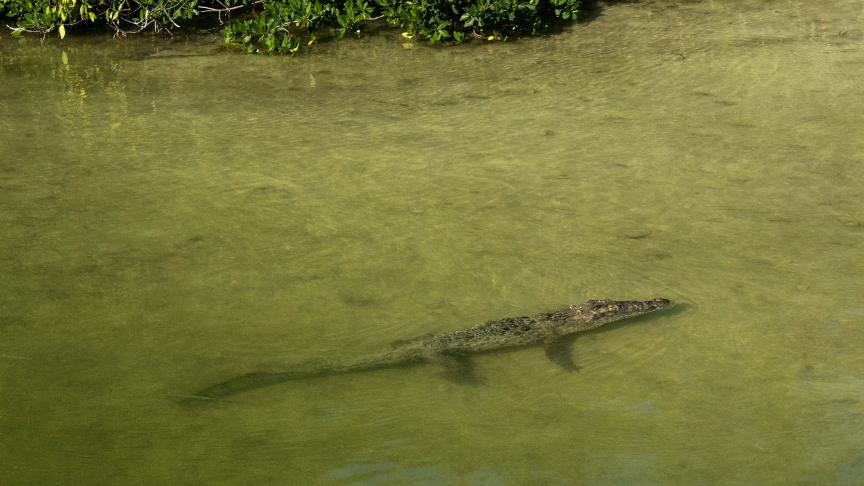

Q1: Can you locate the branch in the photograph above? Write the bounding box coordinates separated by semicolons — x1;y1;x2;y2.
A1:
198;2;260;13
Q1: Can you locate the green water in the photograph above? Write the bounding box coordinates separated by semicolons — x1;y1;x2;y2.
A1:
2;0;863;484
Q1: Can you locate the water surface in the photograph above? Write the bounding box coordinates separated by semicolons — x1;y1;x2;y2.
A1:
2;1;864;484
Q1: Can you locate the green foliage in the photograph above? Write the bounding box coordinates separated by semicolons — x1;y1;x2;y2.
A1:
1;0;218;37
1;0;578;52
219;0;578;53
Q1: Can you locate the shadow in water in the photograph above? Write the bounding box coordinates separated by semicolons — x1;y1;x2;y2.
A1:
578;0;643;24
543;0;642;34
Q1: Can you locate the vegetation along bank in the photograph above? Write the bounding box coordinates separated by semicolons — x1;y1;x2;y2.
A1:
1;0;581;53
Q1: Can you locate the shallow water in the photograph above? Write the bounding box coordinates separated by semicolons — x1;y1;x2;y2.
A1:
2;0;864;484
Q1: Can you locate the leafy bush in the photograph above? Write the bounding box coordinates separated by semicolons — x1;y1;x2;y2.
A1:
1;0;579;52
1;0;206;38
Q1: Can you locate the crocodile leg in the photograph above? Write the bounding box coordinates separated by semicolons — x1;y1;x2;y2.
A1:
429;352;487;386
542;337;580;372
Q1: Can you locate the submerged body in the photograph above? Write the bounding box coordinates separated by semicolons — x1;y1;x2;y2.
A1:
179;298;670;405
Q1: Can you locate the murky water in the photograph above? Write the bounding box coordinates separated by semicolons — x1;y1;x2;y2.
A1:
2;0;864;484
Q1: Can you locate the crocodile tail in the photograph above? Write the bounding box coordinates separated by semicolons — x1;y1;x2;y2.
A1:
175;369;321;406
329;349;421;373
175;350;420;406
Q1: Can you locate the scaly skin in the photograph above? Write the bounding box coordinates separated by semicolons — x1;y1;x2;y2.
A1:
178;298;670;405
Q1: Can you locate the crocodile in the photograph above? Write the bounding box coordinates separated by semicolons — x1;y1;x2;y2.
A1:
177;298;670;405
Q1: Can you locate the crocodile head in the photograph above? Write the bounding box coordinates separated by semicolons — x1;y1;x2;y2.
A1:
564;298;670;332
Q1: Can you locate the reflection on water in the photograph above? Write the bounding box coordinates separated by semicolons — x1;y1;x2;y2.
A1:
1;0;864;484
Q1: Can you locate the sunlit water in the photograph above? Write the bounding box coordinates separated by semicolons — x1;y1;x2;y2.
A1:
2;0;863;484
